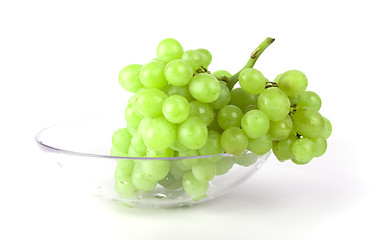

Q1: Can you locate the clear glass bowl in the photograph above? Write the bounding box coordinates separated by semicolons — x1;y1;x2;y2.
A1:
35;117;270;208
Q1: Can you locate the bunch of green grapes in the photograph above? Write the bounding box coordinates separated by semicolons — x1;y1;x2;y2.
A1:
111;37;332;200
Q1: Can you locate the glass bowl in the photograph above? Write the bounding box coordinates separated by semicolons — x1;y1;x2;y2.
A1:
35;117;270;208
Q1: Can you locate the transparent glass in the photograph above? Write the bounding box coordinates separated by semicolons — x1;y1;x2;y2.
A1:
35;117;270;208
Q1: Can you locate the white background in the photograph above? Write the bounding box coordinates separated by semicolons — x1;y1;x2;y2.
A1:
1;0;371;239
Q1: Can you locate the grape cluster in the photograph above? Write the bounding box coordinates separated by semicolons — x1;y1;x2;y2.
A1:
111;38;332;199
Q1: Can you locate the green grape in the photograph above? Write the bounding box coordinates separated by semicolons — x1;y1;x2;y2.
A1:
221;127;248;155
238;68;266;95
217;105;243;129
127;127;137;136
162;95;190;124
115;159;135;180
297;91;322;111
142;117;176;152
133;88;167;117
244;105;258;113
272;135;297;161
192;161;216;183
311;137;327;157
115;179;138;197
182;171;209;200
292;108;325;138
196;48;212;68
128;145;145;157
210;82;231;109
229;88;258;111
137;117;152;137
178;149;199;168
216;157;234;175
110;146;128;157
156;38;183;62
273;73;282;83
166;85;194;102
289;95;300;105
130;132;147;156
247;133;273;155
234;152;258;167
118;64;144;93
178;116;208;150
213;70;232;78
141;160;171;181
291;158;308;165
189;73;221;103
291;138;315;163
321;117;332;139
164;59;193;86
269;115;293;141
131;162;158;191
146;148;174;158
124;103;143;129
257;87;290;121
170;138;191;152
198;130;223;162
158;173;182;190
278;70;308;97
170;161;188;179
241;110;270;139
112;128;132;153
189;100;214;126
181;50;203;71
140;60;168;89
208;112;222;132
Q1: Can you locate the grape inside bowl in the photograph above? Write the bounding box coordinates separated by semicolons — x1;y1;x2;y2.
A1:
35;117;270;208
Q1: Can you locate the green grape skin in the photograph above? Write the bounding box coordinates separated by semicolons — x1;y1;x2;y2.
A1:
170;138;191;152
221;127;248;155
297;91;322;111
118;64;144;93
131;162;158;192
192;161;216;183
112;128;132;153
234;152;258;167
164;59;194;86
269;115;294;141
272;135;297;161
292;108;325;138
142;117;176;152
146;148;174;158
244;105;258;113
182;171;209;200
278;70;308;97
139;60;168;89
133;88;167;117
213;70;232;78
162;95;190;124
321;117;332;139
166;85;194;102
156;38;184;63
241;110;270;139
127;127;138;137
210;82;231;109
141;160;171;181
291;138;315;164
189;73;221;103
138;117;152;137
115;159;135;180
196;48;212;68
289;95;300;105
115;179;138;198
216;157;234;175
111;146;128;157
273;73;283;83
257;87;290;121
170;161;188;179
125;103;143;129
130;132;147;156
247;133;273;155
198;130;224;162
178;116;208;150
181;50;203;71
189;100;214;126
311;137;327;157
208;112;222;132
229;88;258;112
238;68;267;95
177;149;199;168
291;158;308;165
217;105;243;130
128;145;145;157
158;173;183;190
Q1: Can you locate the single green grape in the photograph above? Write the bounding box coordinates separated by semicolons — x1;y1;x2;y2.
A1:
110;146;128;157
216;157;234;175
291;138;315;163
133;88;167;117
158;173;183;190
164;59;193;86
292;108;325;138
297;91;322;111
162;95;190;124
118;64;144;93
130;132;147;156
182;171;209;200
241;110;270;139
124;103;143;129
247;133;273;155
140;60;168;89
257;87;290;121
229;88;258;112
131;162;158;191
234;152;258;167
321;117;332;139
156;38;183;62
146;148;174;158
170;138;191;152
112;128;132;153
278;70;308;97
217;105;243;129
142;117;176;152
221;127;248;155
291;158;308;165
272;135;297;161
115;159;135;181
189;100;214;126
238;68;267;95
178;116;208;150
128;145;145;157
115;179;138;197
196;48;212;68
273;73;282;83
181;50;203;71
269;115;294;141
289;95;300;105
210;82;231;109
141;160;171;181
311;137;327;157
189;73;221;103
137;117;152;137
198;130;223;162
192;161;216;183
213;70;232;78
166;85;194;102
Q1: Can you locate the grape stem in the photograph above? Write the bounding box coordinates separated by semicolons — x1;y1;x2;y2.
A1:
226;37;275;90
